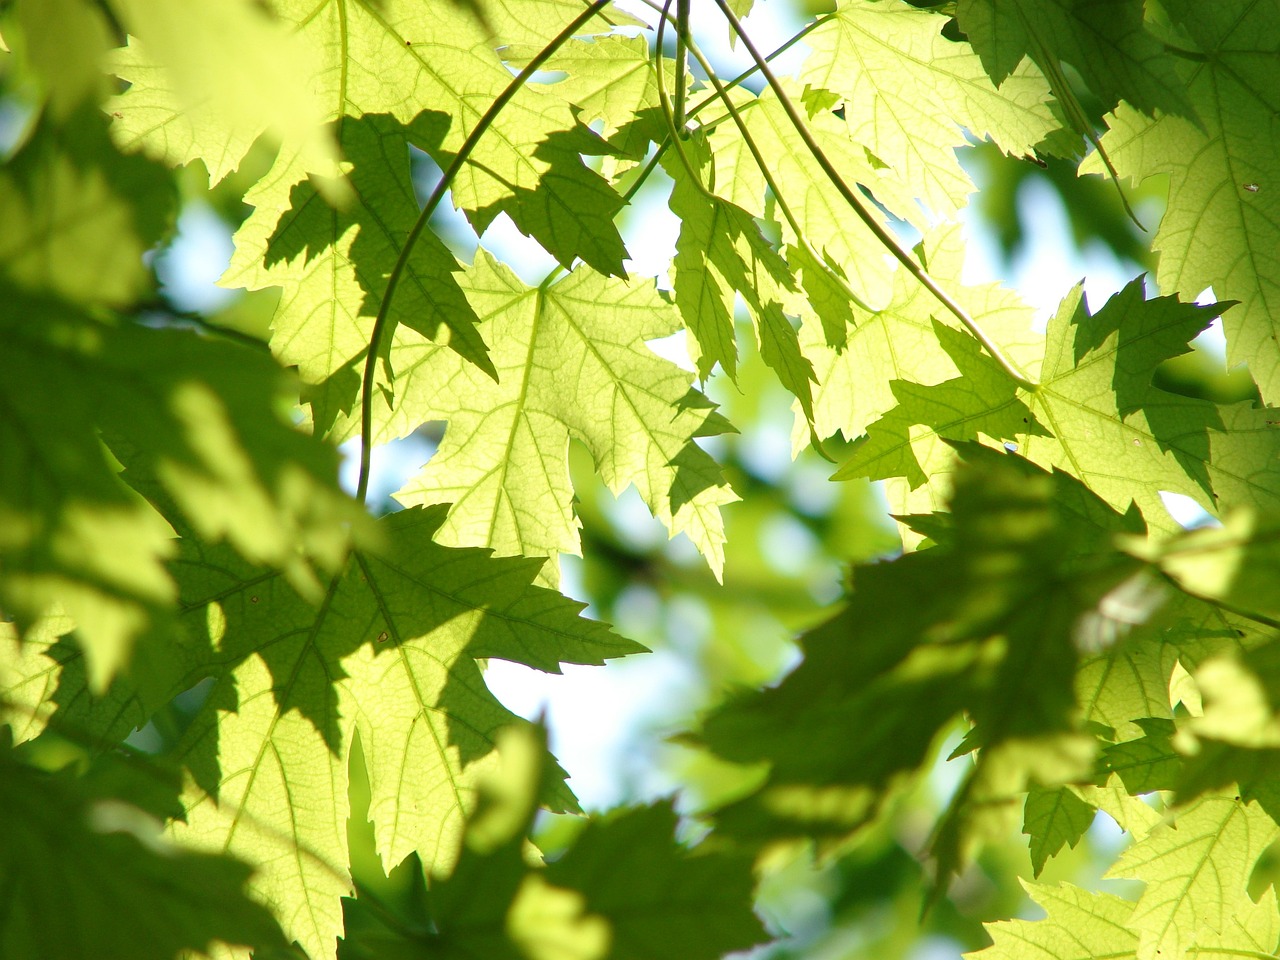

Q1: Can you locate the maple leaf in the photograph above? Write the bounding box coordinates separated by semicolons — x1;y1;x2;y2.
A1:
0;290;362;688
1084;0;1280;402
0;742;290;960
340;725;768;960
391;251;738;584
800;0;1058;219
1075;582;1264;743
1023;785;1095;877
1109;794;1279;960
800;223;1044;450
224;113;492;435
956;0;1195;119
968;882;1140;960
707;83;912;312
105;0;341;187
507;33;673;164
1134;508;1280;625
699;447;1137;878
1102;717;1181;794
664;135;817;420
157;506;635;959
973;881;1280;960
839;280;1280;531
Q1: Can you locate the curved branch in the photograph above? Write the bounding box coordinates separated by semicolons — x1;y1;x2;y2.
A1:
709;0;1040;393
355;0;611;504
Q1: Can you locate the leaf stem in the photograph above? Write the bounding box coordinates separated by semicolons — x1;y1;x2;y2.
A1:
674;0;690;136
654;0;711;194
356;0;610;504
1161;41;1209;63
709;0;1040;393
635;0;831;124
678;31;875;316
619;142;669;205
1023;29;1144;232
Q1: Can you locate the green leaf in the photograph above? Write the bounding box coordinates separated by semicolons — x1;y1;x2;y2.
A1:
956;0;1195;118
0;103;175;307
1107;793;1280;960
510;34;672;162
225;113;492;435
664;136;817;419
392;252;738;584
834;318;1045;490
106;0;341;186
1084;0;1280;402
544;803;768;960
1103;718;1182;794
1133;509;1280;625
0;742;289;960
973;881;1280;960
1176;740;1280;825
968;881;1139;960
341;724;768;960
707;82;914;311
0;294;360;688
1023;785;1096;876
700;446;1135;872
802;223;1044;449
151;506;633;959
839;280;1280;531
800;0;1059;218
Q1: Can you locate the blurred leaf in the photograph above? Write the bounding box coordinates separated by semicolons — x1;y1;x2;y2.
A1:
0;741;289;959
341;724;768;960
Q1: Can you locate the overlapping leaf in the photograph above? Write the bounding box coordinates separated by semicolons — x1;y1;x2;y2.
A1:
340;725;767;960
664;136;817;418
839;281;1280;530
1023;785;1095;876
157;506;635;960
0;743;290;960
972;883;1139;960
0;291;362;687
707;83;915;312
110;0;628;272
1085;0;1280;402
956;0;1194;118
511;33;672;163
699;447;1139;882
971;882;1280;960
798;224;1044;451
224;113;491;435
391;252;738;583
106;0;340;187
1108;794;1279;960
800;0;1059;218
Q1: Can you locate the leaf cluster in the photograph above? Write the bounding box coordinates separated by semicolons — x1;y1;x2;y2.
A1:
3;1;1280;959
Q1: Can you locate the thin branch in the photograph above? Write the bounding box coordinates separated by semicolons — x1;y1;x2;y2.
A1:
356;0;611;504
709;0;1040;393
679;31;875;316
654;0;710;192
1025;29;1145;232
674;0;690;135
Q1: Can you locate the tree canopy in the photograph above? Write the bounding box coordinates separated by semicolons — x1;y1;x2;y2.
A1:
2;1;1280;959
